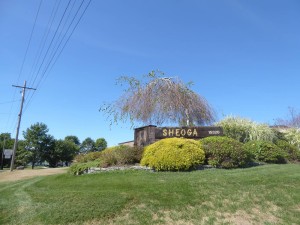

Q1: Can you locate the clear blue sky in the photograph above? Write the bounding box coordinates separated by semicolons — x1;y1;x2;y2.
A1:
0;0;299;146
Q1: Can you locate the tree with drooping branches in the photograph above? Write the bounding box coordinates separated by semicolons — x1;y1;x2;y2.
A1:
100;70;215;127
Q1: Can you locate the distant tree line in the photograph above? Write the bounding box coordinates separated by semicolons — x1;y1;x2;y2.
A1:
0;122;107;169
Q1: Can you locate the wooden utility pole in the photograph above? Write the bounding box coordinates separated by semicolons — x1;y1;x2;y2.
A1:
10;81;36;171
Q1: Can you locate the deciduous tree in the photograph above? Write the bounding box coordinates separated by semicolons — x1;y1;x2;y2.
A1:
65;135;81;146
23;122;55;169
55;139;79;166
80;137;96;153
95;138;107;151
100;71;215;127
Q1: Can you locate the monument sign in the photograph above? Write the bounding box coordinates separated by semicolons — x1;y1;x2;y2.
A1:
134;125;223;146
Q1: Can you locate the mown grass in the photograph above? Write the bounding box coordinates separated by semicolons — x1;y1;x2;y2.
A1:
0;164;299;225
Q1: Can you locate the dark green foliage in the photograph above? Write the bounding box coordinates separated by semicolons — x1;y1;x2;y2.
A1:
275;140;300;162
95;138;107;151
244;141;287;164
23;123;55;169
64;135;81;146
200;136;251;169
272;129;288;142
15;140;29;167
80;137;96;153
54;140;79;166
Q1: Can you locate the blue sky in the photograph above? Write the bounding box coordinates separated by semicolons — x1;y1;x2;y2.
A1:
0;0;299;146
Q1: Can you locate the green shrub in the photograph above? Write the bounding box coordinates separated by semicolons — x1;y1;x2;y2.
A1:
114;146;143;165
100;145;143;167
70;146;144;174
244;141;287;164
216;116;276;143
200;136;251;169
74;151;102;163
69;160;101;175
275;140;300;162
140;138;205;171
73;145;143;167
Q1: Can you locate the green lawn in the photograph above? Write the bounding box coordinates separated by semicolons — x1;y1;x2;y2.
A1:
1;164;299;225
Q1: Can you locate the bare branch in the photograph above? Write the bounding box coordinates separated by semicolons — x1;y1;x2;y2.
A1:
274;107;300;128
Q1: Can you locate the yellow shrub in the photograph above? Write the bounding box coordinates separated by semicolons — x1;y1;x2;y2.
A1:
140;138;205;171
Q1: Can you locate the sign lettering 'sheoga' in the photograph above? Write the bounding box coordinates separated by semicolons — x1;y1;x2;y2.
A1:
156;127;223;139
134;125;223;147
162;128;198;137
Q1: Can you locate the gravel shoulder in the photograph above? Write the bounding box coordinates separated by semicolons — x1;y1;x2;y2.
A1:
0;167;68;182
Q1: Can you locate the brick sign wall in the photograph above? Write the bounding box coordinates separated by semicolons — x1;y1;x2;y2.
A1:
134;125;223;147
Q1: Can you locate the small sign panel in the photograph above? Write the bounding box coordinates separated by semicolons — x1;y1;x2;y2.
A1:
4;149;13;159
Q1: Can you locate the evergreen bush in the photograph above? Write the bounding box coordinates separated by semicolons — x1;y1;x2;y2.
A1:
140;138;205;171
200;136;250;169
244;140;287;164
275;140;300;162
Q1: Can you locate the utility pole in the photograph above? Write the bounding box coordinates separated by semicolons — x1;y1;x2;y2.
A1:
10;81;36;171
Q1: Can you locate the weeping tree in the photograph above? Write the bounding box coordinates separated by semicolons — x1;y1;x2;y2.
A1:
100;71;215;127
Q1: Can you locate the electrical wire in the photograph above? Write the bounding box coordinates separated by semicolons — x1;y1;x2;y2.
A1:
37;0;88;88
30;0;72;88
15;0;43;86
0;100;20;105
24;0;92;113
1;0;92;130
27;0;61;87
3;0;43;135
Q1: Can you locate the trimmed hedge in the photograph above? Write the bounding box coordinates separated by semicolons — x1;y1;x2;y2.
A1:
140;138;205;171
200;136;251;169
244;140;287;164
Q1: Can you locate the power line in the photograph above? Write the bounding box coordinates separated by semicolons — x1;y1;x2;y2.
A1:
3;0;43;135
24;0;92;113
27;0;61;87
37;0;89;88
0;100;20;105
15;0;43;86
30;0;72;88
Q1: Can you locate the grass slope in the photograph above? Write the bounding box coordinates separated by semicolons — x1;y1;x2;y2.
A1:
0;164;299;225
